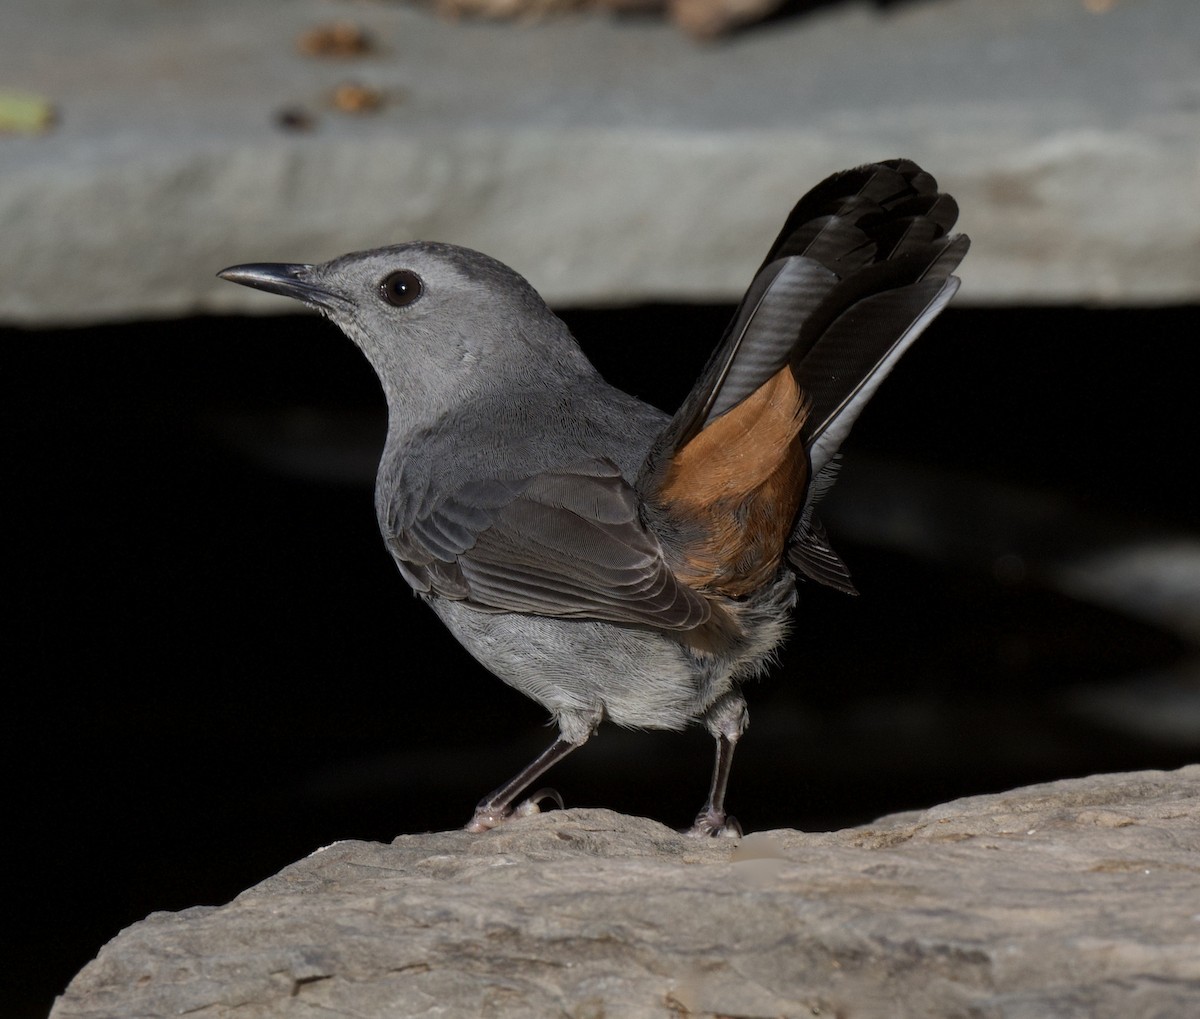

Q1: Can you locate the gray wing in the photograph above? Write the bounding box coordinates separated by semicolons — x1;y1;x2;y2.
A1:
387;458;715;632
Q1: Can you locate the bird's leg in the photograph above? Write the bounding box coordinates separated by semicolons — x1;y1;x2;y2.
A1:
466;736;583;833
689;735;742;837
688;692;748;838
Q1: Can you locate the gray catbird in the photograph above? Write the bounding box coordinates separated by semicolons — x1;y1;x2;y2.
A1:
219;159;968;836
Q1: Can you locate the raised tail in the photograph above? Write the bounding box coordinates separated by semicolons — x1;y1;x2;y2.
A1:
639;159;969;598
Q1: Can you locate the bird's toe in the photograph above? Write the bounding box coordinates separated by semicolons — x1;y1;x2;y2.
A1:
686;809;743;839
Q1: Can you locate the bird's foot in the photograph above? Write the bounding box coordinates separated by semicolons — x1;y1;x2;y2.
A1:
686;807;742;839
464;787;564;833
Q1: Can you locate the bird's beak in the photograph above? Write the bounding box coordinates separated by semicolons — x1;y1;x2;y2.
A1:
217;263;341;310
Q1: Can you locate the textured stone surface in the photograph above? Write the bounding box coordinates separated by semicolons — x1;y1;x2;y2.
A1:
3;0;1199;325
52;766;1200;1018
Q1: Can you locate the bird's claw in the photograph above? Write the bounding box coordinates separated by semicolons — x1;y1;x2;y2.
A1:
464;807;508;833
686;809;742;839
514;787;564;817
465;787;565;832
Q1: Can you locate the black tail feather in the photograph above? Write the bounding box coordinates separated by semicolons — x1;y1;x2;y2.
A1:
639;159;968;593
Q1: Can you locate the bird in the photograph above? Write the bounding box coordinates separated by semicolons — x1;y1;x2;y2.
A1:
219;158;968;837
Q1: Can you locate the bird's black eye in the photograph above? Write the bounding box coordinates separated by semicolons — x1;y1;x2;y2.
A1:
379;270;423;307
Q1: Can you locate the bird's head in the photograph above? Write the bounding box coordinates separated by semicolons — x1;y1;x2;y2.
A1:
219;242;588;430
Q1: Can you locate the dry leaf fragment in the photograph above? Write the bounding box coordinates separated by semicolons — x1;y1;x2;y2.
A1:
330;81;386;114
297;22;373;57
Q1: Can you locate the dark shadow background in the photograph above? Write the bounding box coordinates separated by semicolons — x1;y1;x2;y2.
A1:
5;302;1198;1017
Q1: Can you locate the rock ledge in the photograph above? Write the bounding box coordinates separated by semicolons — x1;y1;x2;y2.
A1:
52;766;1200;1018
4;0;1200;323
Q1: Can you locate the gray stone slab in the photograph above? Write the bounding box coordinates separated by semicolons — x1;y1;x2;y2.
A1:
51;766;1200;1018
3;0;1199;324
